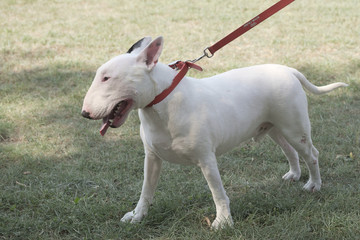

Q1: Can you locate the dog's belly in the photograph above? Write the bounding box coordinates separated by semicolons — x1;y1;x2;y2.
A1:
215;121;274;155
144;120;271;165
140;112;271;165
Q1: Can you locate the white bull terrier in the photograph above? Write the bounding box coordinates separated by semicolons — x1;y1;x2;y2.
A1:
81;36;348;229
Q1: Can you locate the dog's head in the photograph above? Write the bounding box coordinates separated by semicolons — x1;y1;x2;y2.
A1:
81;36;163;136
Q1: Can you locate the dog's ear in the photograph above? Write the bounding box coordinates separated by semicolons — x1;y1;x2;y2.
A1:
136;36;163;70
127;37;152;54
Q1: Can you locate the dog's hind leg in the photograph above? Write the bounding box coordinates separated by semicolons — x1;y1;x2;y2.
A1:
301;144;320;191
268;128;301;181
271;86;321;191
121;150;162;223
277;125;321;192
199;153;234;229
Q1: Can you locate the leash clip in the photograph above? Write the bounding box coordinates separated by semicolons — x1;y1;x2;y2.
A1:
170;47;214;70
187;47;214;64
203;47;214;59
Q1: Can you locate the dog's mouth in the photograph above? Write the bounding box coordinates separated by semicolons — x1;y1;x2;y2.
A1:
100;99;134;136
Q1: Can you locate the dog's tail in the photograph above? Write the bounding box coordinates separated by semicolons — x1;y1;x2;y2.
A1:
291;68;348;95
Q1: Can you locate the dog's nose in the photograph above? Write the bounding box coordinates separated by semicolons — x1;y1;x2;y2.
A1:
81;110;92;119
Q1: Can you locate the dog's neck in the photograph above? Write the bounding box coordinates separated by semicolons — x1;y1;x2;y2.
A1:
150;63;178;94
144;62;181;107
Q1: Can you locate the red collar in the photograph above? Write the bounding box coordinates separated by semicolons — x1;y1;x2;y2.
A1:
146;61;203;108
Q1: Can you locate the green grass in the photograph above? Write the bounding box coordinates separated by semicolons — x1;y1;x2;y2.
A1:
1;0;359;239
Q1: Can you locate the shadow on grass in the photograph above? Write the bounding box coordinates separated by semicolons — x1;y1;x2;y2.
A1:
1;60;359;239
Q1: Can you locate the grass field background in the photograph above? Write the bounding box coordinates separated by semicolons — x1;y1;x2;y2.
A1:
1;0;359;239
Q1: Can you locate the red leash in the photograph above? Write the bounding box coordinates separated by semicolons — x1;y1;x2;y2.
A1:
207;0;295;57
146;0;295;107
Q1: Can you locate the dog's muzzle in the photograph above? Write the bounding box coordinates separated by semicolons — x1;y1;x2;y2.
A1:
81;110;92;119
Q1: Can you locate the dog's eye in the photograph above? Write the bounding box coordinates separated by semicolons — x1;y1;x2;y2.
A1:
102;76;110;82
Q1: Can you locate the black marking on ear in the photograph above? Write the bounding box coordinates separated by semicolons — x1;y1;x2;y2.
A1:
127;37;146;54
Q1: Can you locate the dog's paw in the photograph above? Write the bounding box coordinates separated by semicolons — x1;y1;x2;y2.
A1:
282;170;301;181
120;210;145;223
303;179;321;192
211;216;234;230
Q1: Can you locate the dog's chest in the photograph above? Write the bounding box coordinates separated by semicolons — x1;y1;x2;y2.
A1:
146;129;203;165
139;113;204;165
151;142;201;165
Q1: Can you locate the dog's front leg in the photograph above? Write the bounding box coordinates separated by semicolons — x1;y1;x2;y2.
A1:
121;151;162;223
200;154;234;229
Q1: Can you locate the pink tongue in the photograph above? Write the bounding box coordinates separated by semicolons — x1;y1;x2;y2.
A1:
100;120;111;136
